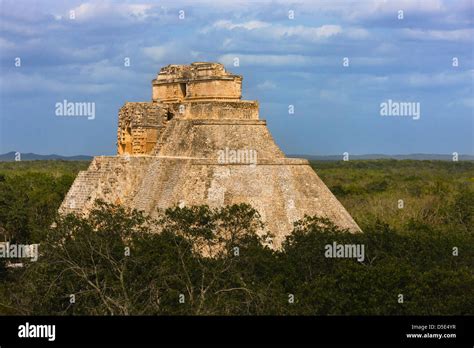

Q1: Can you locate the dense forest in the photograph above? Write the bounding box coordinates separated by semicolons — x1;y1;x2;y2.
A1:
0;159;472;315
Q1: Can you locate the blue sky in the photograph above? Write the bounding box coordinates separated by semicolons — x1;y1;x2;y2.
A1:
0;0;473;156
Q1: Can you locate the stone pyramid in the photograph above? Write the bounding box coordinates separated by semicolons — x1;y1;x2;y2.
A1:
60;62;360;247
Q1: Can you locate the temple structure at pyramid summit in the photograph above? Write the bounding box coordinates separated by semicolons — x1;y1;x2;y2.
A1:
59;62;361;247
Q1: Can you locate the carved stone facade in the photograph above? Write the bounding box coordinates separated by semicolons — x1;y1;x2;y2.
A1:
117;102;166;155
60;62;361;248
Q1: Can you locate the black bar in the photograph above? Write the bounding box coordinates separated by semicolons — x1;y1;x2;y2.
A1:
0;316;472;346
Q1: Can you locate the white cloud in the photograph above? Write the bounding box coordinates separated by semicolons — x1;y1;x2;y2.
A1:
60;45;106;60
218;54;313;66
290;0;445;22
401;28;474;41
358;75;390;85
142;45;172;62
327;70;474;90
0;37;16;50
1;72;114;94
374;43;399;54
128;4;154;18
460;98;474;108
218;53;395;68
69;2;154;22
352;57;395;66
0;19;40;36
206;20;345;42
346;27;370;39
448;97;474;108
257;80;277;90
319;89;348;103
142;43;199;65
407;70;474;87
273;24;343;40
77;59;142;82
206;19;373;43
211;20;269;31
222;38;233;49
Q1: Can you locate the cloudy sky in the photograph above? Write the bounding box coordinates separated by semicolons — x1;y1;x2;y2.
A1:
0;0;473;156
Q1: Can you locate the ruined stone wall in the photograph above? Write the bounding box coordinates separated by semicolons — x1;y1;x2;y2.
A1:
170;101;258;120
152;62;242;102
127;128;160;154
117;102;167;155
153;79;242;102
186;78;242;100
152;83;186;103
